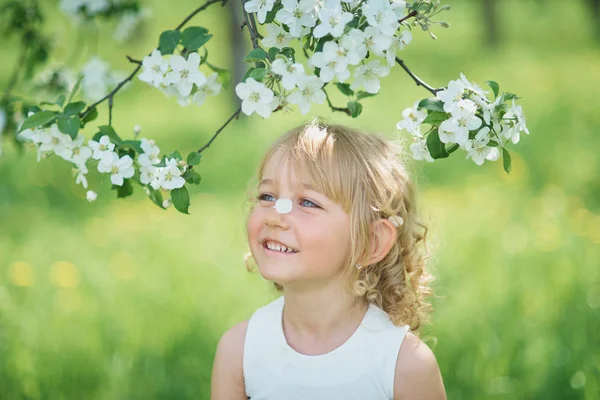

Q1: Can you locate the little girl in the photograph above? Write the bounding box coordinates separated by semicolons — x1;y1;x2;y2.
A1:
211;119;446;399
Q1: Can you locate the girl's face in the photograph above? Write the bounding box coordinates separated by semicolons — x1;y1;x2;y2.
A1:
246;150;353;287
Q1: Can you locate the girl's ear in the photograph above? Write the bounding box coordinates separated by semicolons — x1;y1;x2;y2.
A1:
362;218;398;266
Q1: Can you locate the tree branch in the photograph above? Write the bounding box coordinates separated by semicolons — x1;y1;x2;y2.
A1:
398;10;418;25
79;0;227;120
241;1;261;49
196;107;242;154
395;57;440;95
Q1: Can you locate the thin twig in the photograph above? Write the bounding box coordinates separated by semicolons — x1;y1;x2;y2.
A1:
196;107;242;154
241;1;260;49
398;10;418;25
323;88;350;115
174;0;227;31
126;56;142;65
395;57;440;95
79;0;227;120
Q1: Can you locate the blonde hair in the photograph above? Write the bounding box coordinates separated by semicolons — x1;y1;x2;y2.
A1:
244;118;435;333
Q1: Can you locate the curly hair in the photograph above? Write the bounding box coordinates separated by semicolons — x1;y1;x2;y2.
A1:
243;118;435;334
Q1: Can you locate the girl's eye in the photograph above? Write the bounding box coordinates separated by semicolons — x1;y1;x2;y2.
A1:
257;193;320;209
300;199;319;208
257;193;276;202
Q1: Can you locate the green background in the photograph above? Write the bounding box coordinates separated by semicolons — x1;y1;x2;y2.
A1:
0;0;599;398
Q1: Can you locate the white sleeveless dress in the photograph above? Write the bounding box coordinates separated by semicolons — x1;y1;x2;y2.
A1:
243;296;410;400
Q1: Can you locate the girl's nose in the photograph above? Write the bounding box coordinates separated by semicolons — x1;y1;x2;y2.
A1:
265;201;291;229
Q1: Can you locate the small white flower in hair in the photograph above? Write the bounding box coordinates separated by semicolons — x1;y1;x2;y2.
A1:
275;198;293;214
388;215;404;227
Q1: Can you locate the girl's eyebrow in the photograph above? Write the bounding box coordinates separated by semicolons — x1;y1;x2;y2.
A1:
259;178;318;192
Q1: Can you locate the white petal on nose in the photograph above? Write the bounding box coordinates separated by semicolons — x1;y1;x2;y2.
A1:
274;198;292;214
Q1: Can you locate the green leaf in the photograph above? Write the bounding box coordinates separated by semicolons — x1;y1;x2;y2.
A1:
244;48;268;63
63;101;86;117
57;116;80;139
250;68;267;82
98;125;123;145
503;92;521;101
119;140;143;154
280;47;295;62
158;30;181;54
418;98;445;112
168;150;183;160
426;129;450;159
422;111;448;125
187;151;202;166
264;2;283;23
206;62;231;89
81;106;98;126
153;155;167;168
55;94;66;108
268;47;280;62
68;75;84;103
446;143;460;154
147;187;165;209
356;91;376;101
19;111;57;133
183;170;201;185
182;26;212;52
242;67;255;83
336;83;354;97
113;178;134;198
502;148;512;174
347;101;363;118
171;186;190;214
485;80;499;99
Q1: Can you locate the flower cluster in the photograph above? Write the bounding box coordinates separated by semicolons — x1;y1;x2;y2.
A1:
237;0;415;117
396;73;529;167
138;49;223;107
17;122;187;202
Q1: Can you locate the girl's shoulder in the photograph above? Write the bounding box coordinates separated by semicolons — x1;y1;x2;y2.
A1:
393;332;447;399
211;320;249;399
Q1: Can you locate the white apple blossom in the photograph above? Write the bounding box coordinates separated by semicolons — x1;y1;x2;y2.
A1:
86;190;98;202
362;0;400;37
465;127;500;166
235;78;276;118
140;138;161;160
275;0;318;37
287;75;326;114
72;163;89;189
81;56;127;102
261;23;293;48
438;106;482;147
338;33;365;65
165;53;207;97
436;79;467;113
138;153;158;185
391;0;407;18
460;73;489;98
361;26;393;57
244;0;277;24
385;29;412;67
396;101;428;136
313;0;354;38
150;158;186;190
37;124;73;160
271;58;305;90
98;153;135;186
409;137;435;163
311;41;350;82
139;49;170;88
89;135;116;165
60;0;110;18
113;8;151;42
193;73;222;106
350;60;390;94
504;98;529;137
69;134;92;167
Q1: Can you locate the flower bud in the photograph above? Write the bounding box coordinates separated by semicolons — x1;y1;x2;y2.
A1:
134;125;141;134
162;199;172;208
439;21;450;28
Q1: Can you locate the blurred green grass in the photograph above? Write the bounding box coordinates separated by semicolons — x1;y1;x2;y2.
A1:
1;0;599;398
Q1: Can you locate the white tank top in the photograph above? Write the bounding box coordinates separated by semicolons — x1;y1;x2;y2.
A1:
243;296;410;400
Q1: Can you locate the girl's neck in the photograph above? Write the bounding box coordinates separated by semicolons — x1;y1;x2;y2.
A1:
281;283;368;345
